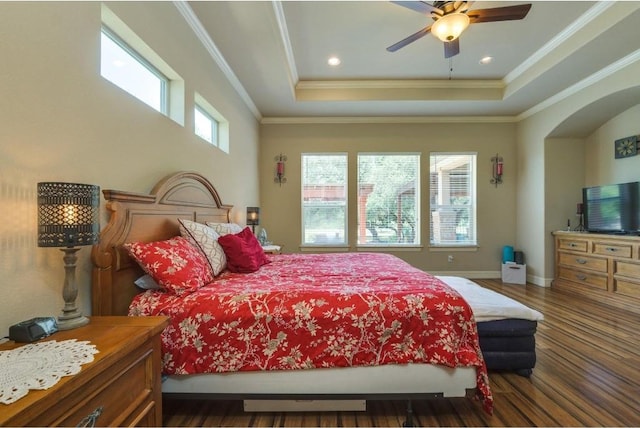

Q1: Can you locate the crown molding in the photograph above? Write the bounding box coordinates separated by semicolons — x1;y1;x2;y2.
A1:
261;116;517;125
295;79;504;101
173;1;262;120
518;48;640;121
296;80;504;90
272;1;298;98
504;1;614;86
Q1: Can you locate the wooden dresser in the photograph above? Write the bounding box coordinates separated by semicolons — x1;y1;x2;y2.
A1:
0;316;168;427
553;231;640;314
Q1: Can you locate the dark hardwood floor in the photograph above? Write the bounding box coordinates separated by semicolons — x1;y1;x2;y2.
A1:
162;279;640;427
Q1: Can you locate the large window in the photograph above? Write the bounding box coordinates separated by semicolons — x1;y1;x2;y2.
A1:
100;26;168;114
301;154;348;246
357;154;420;246
429;153;477;246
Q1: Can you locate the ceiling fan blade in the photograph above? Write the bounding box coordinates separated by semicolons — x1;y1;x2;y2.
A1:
467;4;532;23
444;39;460;58
387;26;432;52
455;1;474;13
390;1;442;15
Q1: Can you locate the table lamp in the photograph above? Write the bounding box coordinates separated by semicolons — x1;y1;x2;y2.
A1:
246;207;260;234
37;182;100;330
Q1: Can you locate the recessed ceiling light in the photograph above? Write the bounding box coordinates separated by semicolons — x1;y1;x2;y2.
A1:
328;56;341;66
479;56;493;65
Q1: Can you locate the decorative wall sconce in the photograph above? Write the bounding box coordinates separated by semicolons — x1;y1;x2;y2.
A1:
246;207;260;233
274;153;287;186
490;154;503;187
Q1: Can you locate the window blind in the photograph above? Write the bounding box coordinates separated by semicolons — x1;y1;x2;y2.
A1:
301;154;348;245
429;153;477;246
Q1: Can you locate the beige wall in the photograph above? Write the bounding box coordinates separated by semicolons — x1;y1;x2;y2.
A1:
0;2;260;334
544;138;586;280
517;59;640;284
585;104;640;186
259;121;518;274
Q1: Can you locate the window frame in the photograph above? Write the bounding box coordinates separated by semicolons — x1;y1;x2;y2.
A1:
100;25;169;115
194;104;219;146
194;92;229;153
300;153;349;248
429;152;477;248
356;153;421;248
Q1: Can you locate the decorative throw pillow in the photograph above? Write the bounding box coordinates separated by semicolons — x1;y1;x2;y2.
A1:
178;219;226;276
217;227;270;273
205;222;243;236
124;236;213;295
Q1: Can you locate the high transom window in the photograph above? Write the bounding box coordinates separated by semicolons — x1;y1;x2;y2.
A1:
194;105;219;146
100;26;168;114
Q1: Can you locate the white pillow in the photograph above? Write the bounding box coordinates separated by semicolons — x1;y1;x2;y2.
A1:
205;222;243;236
134;274;162;290
178;219;227;276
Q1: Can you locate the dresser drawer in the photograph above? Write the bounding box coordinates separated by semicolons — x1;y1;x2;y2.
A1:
592;242;632;258
52;349;154;427
614;279;640;299
557;266;608;290
558;252;607;273
614;260;640;278
558;239;588;252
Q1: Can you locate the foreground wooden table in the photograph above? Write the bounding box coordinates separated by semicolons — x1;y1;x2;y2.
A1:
0;316;168;427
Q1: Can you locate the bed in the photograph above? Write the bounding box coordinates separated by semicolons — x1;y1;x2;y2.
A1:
91;171;492;417
437;276;543;377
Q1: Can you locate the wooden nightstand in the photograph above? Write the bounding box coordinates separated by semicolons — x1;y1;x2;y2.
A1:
0;316;168;427
262;244;282;254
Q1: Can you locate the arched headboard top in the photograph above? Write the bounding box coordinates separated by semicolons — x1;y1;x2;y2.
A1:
91;171;233;316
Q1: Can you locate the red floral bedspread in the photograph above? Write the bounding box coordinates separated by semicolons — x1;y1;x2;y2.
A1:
129;252;492;412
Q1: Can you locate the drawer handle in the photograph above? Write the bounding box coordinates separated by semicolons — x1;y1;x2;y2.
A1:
77;406;103;428
575;274;587;281
606;247;617;252
569;243;577;247
576;258;588;264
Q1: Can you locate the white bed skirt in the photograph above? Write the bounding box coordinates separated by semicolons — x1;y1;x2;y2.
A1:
162;363;476;398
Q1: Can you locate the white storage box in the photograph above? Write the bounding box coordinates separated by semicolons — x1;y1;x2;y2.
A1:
501;263;526;285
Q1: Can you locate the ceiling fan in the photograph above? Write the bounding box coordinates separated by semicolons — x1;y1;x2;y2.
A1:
387;1;532;58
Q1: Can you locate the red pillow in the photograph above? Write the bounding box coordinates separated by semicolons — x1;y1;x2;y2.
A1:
217;227;270;273
124;236;214;295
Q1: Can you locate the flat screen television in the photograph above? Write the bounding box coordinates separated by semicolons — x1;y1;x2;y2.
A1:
582;181;640;235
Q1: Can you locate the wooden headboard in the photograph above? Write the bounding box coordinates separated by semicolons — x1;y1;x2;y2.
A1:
91;171;232;316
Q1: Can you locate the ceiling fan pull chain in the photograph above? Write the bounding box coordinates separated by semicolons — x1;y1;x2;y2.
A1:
449;58;453;80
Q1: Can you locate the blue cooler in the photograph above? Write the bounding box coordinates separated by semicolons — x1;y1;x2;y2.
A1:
502;245;514;263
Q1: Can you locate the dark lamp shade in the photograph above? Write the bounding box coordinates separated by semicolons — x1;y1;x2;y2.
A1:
37;182;100;247
246;207;260;226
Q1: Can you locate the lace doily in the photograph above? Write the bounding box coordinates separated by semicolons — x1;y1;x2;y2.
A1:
0;339;99;405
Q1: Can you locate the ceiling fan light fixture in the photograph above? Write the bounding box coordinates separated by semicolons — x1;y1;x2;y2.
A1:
431;12;470;42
